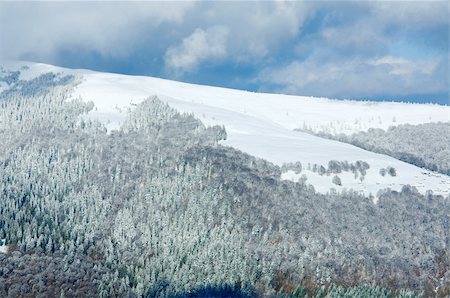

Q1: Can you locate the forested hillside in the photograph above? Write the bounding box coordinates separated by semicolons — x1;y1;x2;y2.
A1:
0;73;449;297
299;123;450;175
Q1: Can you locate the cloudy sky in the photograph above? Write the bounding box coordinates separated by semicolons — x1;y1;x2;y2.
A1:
0;1;448;104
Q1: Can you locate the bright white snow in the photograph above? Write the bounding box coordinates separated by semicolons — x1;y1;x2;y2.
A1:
0;239;8;254
2;61;450;199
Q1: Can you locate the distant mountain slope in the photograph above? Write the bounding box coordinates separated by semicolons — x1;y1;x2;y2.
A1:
1;61;449;198
301;122;450;175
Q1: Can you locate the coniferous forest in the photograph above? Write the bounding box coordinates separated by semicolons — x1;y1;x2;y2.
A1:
299;123;450;175
0;73;449;297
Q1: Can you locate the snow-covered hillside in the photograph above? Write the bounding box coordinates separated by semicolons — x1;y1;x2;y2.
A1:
2;61;449;198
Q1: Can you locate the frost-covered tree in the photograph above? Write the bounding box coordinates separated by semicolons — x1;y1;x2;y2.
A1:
281;161;302;174
332;175;342;186
387;166;397;177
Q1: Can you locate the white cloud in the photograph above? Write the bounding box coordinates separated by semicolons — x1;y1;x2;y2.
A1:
320;20;388;52
1;1;446;65
368;56;438;76
0;1;311;67
258;56;447;99
165;26;228;74
369;1;449;27
202;1;311;61
0;2;194;59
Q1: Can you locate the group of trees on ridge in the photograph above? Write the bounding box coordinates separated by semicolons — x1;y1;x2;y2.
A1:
297;123;450;176
282;160;392;187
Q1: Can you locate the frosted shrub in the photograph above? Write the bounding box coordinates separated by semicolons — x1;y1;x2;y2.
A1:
332;175;342;186
387;166;397;176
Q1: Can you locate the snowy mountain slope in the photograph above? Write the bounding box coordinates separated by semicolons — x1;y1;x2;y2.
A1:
75;71;449;135
2;61;449;198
